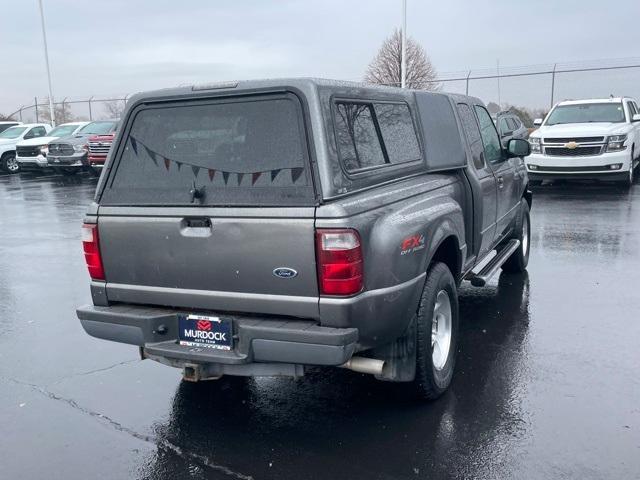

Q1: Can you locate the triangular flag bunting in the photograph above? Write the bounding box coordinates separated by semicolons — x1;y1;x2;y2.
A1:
130;137;138;155
222;171;230;185
237;173;245;185
208;169;216;181
251;172;262;185
164;157;171;171
144;146;158;166
191;166;200;178
291;167;304;183
270;169;281;182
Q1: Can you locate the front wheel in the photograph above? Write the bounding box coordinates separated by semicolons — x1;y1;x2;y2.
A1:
621;148;635;188
502;199;531;273
1;153;20;174
411;262;459;400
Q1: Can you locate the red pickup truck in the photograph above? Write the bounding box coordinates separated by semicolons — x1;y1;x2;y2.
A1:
87;133;116;173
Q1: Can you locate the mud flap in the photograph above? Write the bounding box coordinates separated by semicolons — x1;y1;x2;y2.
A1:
372;315;417;382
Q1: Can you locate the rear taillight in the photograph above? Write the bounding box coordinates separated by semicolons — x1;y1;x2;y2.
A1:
82;223;105;281
316;229;363;296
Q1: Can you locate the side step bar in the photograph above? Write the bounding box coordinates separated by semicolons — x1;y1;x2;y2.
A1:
469;239;520;287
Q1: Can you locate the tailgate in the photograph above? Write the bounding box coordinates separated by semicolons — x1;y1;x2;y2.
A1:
98;207;319;318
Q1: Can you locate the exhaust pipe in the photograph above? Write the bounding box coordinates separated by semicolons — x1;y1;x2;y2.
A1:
341;357;385;376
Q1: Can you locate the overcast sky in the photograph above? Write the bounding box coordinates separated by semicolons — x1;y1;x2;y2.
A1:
1;0;639;115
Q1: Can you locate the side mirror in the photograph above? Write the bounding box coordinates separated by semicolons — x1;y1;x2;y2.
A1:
507;138;531;158
533;118;543;126
632;113;640;122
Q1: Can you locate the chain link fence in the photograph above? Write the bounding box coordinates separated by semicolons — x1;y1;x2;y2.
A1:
7;96;128;124
5;58;640;128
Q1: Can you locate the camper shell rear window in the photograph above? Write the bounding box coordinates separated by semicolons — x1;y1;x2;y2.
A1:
100;92;315;206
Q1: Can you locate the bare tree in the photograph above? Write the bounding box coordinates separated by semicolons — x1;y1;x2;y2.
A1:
0;113;17;121
103;100;125;119
39;98;76;124
365;29;439;90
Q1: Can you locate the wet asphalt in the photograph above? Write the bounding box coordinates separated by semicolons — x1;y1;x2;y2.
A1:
0;171;638;480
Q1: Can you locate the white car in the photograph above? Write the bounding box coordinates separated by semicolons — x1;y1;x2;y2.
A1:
527;97;640;187
15;122;89;173
0;123;52;173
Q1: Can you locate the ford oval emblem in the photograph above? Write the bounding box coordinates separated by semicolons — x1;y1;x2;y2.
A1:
273;267;298;279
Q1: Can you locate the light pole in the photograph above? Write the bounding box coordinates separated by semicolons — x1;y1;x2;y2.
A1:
401;0;407;88
37;0;55;126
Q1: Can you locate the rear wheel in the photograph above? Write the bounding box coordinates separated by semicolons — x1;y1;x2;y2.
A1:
411;262;459;400
1;152;20;174
502;199;530;273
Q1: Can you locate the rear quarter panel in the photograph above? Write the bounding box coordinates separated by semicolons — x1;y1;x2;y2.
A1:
316;174;466;349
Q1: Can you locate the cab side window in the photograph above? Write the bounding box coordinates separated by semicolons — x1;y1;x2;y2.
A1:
456;103;485;170
474;106;503;164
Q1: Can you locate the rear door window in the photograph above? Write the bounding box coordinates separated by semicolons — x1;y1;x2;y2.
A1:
475;106;503;164
456;103;485;169
100;93;314;206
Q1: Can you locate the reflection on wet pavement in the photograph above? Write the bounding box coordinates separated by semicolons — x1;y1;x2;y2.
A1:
0;173;638;479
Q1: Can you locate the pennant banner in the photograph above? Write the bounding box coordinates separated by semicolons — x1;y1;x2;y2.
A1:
129;136;305;187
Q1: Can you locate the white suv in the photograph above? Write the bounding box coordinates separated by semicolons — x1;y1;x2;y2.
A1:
0;123;52;173
527;97;640;187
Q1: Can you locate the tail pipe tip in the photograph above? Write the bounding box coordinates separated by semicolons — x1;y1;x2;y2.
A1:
340;357;385;376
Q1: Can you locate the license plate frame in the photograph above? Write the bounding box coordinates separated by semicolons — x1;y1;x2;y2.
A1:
178;314;233;351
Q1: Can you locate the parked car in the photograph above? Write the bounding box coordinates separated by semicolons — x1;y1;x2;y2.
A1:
527;97;640;187
15;122;88;173
86;131;117;173
47;120;118;176
0;121;21;134
0;123;52;173
76;79;532;400
493;111;529;147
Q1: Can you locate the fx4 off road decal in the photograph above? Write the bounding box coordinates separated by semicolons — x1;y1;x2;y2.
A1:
400;234;425;255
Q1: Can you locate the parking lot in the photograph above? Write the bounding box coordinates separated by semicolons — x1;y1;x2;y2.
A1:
0;170;637;479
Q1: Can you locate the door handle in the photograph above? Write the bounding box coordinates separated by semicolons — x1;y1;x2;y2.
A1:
180;217;212;237
497;176;504;188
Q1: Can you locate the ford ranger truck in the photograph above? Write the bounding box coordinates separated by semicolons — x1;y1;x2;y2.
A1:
527;97;640;187
76;79;532;400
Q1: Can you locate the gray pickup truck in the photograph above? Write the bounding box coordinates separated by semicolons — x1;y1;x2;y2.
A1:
77;79;531;400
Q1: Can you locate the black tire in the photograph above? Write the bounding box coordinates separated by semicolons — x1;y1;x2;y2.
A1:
59;168;78;176
88;166;101;177
529;180;542;187
1;152;20;174
411;262;459;400
502;199;531;273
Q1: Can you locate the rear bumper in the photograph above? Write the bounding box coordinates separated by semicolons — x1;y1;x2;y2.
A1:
77;304;358;367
